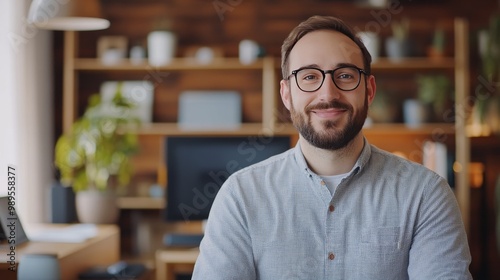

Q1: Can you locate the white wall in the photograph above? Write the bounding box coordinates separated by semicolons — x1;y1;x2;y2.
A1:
0;0;53;223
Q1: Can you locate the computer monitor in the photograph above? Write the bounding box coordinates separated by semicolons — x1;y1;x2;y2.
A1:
164;136;291;222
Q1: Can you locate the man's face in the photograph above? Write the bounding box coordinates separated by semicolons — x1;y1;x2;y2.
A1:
280;30;376;150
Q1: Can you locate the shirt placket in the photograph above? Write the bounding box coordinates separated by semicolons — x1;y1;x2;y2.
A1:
307;172;338;278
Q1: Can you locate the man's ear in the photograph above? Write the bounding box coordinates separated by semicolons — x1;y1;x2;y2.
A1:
280;79;292;110
366;75;376;106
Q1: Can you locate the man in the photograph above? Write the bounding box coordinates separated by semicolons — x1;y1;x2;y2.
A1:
192;15;471;279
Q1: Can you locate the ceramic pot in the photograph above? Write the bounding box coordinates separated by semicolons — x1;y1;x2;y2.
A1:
357;31;381;62
147;30;177;66
403;99;432;127
76;189;119;224
385;37;411;61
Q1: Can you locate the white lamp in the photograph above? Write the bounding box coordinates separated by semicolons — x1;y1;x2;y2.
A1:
28;0;110;31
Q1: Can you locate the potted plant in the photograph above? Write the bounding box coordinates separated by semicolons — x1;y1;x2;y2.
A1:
368;87;399;123
475;14;500;135
385;18;411;61
403;74;452;126
427;27;446;59
54;84;140;224
416;74;452;121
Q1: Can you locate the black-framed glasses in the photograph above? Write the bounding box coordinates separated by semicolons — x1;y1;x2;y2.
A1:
287;66;367;92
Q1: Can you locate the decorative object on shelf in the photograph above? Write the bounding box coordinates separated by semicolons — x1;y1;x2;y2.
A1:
148;19;177;66
368;87;398;123
385;18;411;61
357;31;380;62
195;47;216;64
239;39;260;64
366;0;388;8
54;84;140;223
474;14;500;136
28;0;110;31
100;81;155;123
415;74;453;122
427;27;447;59
97;36;128;65
178;90;242;130
185;46;224;64
403;99;431;128
129;44;146;65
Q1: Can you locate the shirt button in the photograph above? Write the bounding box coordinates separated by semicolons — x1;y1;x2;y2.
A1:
328;252;335;260
329;205;335;212
320;180;326;186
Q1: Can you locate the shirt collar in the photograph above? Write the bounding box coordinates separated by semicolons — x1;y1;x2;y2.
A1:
293;137;372;178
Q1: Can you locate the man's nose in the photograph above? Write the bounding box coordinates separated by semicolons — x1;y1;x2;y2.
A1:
317;74;340;102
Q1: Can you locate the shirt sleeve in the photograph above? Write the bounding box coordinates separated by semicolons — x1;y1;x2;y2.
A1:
192;177;256;280
407;174;472;280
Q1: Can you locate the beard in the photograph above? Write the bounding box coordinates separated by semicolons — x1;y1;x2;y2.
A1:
290;94;368;150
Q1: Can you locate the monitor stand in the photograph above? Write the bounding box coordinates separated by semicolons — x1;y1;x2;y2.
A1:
162;233;204;248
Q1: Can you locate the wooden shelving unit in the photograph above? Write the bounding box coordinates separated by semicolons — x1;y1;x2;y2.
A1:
62;17;471;244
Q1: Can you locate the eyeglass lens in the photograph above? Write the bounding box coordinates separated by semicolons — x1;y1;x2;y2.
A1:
295;67;361;92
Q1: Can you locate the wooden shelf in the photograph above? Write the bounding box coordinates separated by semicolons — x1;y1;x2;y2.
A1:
136;123;268;136
74;57;269;71
372;57;455;70
117;196;165;209
363;123;456;136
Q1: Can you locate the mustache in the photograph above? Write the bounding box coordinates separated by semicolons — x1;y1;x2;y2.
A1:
305;100;352;113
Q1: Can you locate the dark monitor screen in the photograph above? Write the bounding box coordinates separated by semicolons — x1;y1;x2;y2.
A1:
164;136;291;222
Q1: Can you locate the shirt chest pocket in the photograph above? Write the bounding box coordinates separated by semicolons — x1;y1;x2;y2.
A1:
360;226;402;257
356;226;407;279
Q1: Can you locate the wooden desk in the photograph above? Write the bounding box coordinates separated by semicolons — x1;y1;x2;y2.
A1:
0;224;119;280
155;248;199;280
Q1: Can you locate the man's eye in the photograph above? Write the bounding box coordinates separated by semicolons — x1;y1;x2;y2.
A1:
303;74;319;80
337;73;354;80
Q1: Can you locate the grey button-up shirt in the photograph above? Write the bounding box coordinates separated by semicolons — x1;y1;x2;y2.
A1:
192;139;472;279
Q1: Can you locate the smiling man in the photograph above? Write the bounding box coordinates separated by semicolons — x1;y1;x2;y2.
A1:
192;15;472;279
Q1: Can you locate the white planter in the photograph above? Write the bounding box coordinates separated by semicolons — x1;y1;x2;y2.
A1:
147;31;177;66
76;189;119;224
385;37;411;61
357;31;380;62
403;99;432;127
239;39;260;65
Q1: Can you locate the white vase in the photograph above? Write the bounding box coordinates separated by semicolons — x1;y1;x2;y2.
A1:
357;31;380;62
403;99;431;127
239;39;260;65
76;189;119;224
147;30;177;66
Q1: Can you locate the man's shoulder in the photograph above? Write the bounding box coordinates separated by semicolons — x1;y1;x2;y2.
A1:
234;148;295;176
368;144;443;178
370;144;419;166
218;148;296;197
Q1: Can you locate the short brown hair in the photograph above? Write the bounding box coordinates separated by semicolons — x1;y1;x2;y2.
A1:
281;15;372;79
